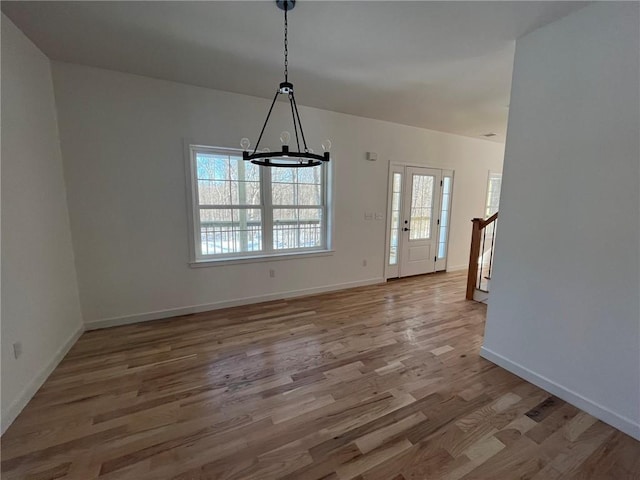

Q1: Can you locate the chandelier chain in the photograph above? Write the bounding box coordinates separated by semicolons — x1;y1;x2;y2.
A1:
284;6;288;82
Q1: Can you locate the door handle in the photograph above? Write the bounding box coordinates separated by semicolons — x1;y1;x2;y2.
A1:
403;227;410;231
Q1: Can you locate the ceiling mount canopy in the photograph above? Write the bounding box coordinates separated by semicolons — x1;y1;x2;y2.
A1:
275;0;295;12
241;0;331;168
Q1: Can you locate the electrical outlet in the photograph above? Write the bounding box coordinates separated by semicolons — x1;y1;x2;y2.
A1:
269;269;276;278
13;342;22;359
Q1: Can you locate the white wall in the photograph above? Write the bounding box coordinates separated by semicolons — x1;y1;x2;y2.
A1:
51;62;504;328
1;15;83;432
483;3;640;439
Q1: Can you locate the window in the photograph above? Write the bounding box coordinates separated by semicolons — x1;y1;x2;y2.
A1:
188;145;330;262
485;172;502;217
484;172;501;248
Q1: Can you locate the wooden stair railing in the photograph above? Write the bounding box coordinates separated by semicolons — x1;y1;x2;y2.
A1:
466;212;498;300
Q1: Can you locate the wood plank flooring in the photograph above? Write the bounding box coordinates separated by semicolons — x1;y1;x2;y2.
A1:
2;271;639;479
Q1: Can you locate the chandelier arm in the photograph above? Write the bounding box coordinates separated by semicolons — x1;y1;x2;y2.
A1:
252;89;280;155
289;93;301;152
290;92;309;151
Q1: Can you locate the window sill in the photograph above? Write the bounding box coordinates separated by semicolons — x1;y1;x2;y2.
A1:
189;249;335;268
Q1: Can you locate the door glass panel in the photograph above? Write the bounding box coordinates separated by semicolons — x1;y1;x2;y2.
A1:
388;172;402;265
409;174;434;240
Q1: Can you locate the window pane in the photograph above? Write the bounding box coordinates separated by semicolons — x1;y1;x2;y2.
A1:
443;176;452;195
198;180;230;206
392;192;401;210
389;211;400;265
229;181;261;205
272;183;294;205
393;173;402;192
271;168;295;183
272;166;323;206
200;208;262;255
273;208;322;250
243;181;261;205
409;174;434;240
410;216;430;240
441;209;448;227
196;153;258;182
230;158;259;182
391;211;399;230
438;241;446;258
439;225;447;244
197;153;260;206
411;175;433;209
389;230;398;265
485;173;502;217
297;167;322;185
199;180;260;206
196;154;228;180
297;184;321;206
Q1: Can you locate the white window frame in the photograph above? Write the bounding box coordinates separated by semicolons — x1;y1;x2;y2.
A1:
186;144;333;266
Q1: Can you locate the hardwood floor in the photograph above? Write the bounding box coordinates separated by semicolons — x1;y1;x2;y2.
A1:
2;271;639;479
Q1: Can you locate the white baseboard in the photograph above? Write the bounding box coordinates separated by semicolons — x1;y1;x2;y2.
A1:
480;346;640;441
1;323;85;435
85;277;385;330
446;264;468;272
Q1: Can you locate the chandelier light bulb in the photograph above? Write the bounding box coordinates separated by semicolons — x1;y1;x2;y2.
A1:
280;131;291;145
240;138;251;150
321;139;332;151
262;147;271;153
307;148;314;154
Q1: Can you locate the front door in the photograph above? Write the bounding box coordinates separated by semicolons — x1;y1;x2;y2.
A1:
386;165;453;279
399;167;442;277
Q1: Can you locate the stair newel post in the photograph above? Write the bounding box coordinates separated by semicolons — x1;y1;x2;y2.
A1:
466;218;483;300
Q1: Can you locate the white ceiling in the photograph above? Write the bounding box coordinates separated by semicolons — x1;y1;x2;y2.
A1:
2;1;587;142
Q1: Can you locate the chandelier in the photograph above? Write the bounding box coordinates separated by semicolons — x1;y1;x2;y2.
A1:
241;0;331;168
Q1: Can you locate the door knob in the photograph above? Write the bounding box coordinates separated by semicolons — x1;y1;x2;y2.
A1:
403;227;410;231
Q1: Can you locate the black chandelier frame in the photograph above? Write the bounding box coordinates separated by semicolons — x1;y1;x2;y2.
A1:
242;0;330;168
